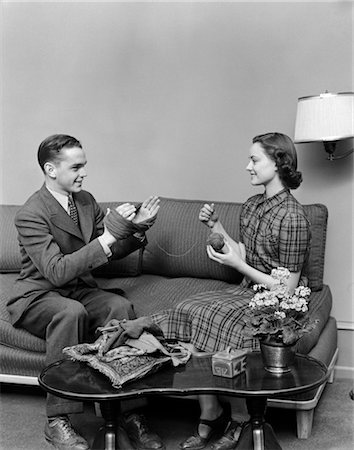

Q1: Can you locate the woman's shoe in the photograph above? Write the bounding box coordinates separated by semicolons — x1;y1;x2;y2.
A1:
179;405;231;450
211;420;245;450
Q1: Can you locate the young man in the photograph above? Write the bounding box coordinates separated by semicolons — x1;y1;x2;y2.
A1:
7;134;163;450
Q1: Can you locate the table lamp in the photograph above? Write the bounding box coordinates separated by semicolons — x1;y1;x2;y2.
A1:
294;91;354;160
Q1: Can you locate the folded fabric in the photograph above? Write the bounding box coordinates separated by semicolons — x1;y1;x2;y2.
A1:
96;316;165;354
63;320;191;388
104;205;156;241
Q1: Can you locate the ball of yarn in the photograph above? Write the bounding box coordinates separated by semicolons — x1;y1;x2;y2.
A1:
206;232;225;253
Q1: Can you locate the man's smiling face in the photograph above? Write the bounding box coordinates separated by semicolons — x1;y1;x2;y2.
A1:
49;146;87;195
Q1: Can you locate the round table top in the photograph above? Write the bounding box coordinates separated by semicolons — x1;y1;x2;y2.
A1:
38;352;328;402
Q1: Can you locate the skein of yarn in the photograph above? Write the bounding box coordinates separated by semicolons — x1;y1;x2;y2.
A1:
206;232;225;253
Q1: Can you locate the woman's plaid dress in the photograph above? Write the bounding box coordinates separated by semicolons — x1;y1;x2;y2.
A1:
153;190;310;353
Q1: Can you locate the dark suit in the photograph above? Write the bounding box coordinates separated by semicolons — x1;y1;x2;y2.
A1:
8;184;143;416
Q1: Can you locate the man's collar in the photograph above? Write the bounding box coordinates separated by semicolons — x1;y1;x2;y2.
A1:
45;185;69;211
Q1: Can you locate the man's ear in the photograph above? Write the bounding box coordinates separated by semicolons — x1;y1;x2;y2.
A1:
44;162;56;179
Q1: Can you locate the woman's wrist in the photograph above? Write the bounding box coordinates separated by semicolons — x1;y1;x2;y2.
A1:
233;258;247;273
210;219;221;232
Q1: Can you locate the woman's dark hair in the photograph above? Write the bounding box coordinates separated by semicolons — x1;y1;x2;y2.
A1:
252;132;302;189
37;134;82;171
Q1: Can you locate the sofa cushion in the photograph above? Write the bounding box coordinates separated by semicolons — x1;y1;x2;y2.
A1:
0;346;46;378
0;205;21;273
95;274;234;317
302;204;328;291
142;197;244;284
92;248;143;278
0;274;46;353
297;284;333;354
96;275;332;354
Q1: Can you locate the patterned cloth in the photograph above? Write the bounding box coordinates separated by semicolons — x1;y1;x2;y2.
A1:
240;189;310;288
68;195;79;226
63;328;191;388
152;190;311;353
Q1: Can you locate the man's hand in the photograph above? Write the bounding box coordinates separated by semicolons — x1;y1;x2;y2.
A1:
133;196;160;224
199;203;219;228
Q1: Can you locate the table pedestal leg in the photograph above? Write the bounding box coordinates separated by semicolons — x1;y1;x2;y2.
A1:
235;397;282;450
92;401;132;450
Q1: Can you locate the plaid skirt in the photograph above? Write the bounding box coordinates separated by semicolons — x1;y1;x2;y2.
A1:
152;286;259;353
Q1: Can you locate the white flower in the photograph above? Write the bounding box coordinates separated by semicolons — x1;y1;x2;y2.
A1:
253;283;267;292
274;311;286;319
247;268;314;343
294;286;311;298
271;267;291;282
279;301;290;310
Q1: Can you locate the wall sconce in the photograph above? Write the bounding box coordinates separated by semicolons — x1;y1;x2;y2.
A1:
294;91;354;160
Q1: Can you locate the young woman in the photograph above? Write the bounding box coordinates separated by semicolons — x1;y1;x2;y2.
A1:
153;132;311;450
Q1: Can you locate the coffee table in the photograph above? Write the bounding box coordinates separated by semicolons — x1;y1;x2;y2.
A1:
38;352;328;450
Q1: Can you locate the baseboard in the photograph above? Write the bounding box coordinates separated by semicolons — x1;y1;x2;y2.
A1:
334;365;354;380
337;321;354;331
0;374;39;385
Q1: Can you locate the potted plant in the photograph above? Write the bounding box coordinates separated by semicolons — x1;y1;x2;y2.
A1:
244;267;318;373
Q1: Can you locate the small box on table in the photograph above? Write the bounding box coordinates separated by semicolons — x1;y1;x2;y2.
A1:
212;348;247;378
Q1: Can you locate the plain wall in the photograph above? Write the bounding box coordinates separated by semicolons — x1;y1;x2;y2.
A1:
1;1;353;371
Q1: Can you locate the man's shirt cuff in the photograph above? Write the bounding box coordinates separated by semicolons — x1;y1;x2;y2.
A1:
98;235;112;257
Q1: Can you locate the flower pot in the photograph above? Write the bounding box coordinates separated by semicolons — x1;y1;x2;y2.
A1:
260;340;296;374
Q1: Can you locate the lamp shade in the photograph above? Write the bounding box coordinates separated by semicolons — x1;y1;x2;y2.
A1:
294;92;354;143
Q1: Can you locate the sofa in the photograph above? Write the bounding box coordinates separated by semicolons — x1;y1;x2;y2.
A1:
0;197;338;438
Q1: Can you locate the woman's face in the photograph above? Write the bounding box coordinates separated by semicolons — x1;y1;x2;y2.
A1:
246;142;278;187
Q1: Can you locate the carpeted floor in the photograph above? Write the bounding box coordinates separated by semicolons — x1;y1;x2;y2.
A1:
0;378;353;450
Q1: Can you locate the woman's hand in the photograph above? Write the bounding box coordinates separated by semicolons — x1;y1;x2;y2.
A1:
206;240;245;270
199;203;219;228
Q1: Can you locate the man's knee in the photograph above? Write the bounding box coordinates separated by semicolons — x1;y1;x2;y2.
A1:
107;296;136;320
56;300;88;324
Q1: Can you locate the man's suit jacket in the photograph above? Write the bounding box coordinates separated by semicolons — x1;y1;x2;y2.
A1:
7;184;143;326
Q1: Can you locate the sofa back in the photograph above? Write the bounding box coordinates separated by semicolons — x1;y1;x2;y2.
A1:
0;205;22;273
0;198;328;291
140;198;327;291
141;198;244;284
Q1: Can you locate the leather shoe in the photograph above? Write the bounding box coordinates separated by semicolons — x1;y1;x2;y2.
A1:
179;404;231;450
44;416;89;450
211;420;245;450
123;413;165;449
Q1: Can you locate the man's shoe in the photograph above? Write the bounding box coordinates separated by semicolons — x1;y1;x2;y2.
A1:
44;416;89;450
123;413;165;450
211;420;245;450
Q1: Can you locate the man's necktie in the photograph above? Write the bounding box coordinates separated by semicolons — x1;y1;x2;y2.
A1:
68;195;79;226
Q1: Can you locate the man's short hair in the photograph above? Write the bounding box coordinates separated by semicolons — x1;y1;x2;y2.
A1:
37;134;82;171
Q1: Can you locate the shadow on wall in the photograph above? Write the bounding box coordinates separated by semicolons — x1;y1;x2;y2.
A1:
297;140;353;187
